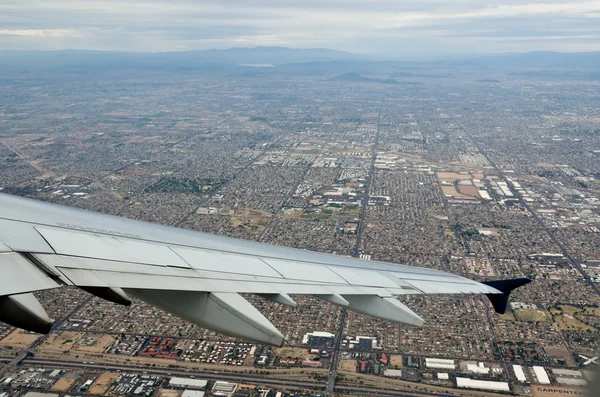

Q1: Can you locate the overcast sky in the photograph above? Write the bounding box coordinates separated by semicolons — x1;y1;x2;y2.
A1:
1;0;599;57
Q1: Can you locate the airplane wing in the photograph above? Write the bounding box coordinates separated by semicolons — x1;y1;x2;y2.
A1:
0;193;531;346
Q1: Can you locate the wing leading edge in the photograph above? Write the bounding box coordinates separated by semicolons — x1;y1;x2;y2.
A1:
0;193;531;346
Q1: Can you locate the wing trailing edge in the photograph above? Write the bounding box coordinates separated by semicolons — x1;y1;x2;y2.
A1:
0;194;535;344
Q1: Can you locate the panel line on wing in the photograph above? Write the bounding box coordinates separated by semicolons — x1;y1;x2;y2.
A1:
258;258;285;278
380;273;426;294
261;258;349;284
325;268;351;284
171;246;283;278
0;241;10;252
38;252;170;270
166;246;193;269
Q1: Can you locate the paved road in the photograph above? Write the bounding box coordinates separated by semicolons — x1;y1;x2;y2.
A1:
15;357;463;397
326;308;347;396
353;103;382;259
326;102;384;397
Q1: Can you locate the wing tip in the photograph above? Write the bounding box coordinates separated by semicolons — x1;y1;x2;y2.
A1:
482;278;533;314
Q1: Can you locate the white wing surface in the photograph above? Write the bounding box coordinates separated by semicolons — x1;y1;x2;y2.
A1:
0;193;530;346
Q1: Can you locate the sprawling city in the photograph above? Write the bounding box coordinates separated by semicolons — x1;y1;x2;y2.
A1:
1;46;599;397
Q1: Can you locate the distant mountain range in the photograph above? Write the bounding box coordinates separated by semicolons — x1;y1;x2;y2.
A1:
0;46;362;73
474;51;600;69
1;47;599;75
330;72;423;85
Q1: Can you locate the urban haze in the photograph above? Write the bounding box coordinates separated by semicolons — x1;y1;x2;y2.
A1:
0;47;599;397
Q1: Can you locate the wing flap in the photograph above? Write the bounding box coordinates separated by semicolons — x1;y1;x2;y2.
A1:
35;254;200;279
0;253;60;297
35;253;430;297
55;266;396;296
406;279;498;294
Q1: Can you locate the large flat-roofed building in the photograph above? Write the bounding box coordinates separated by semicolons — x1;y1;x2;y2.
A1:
168;378;208;389
533;366;551;385
182;391;205;397
550;368;587;386
383;369;402;378
425;357;455;370
551;368;583;378
212;381;237;397
466;362;490;374
456;377;510;392
302;331;335;345
513;364;527;383
23;393;59;397
556;378;587;386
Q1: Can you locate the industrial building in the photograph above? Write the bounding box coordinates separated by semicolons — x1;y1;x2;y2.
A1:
182;391;205;397
533;366;551;385
168;378;208;389
301;331;335;345
383;369;402;378
425;357;456;370
513;364;527;383
456;377;510;392
212;381;238;397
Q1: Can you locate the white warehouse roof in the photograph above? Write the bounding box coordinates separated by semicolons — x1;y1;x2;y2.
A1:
302;331;335;344
169;378;208;389
383;369;402;378
513;365;527;382
551;368;582;377
426;362;455;369
182;391;205;397
556;378;587;386
456;377;510;392
533;366;551;385
425;357;455;369
425;358;455;365
467;363;490;374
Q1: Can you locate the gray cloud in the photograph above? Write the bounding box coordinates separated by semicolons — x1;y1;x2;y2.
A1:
0;0;598;56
